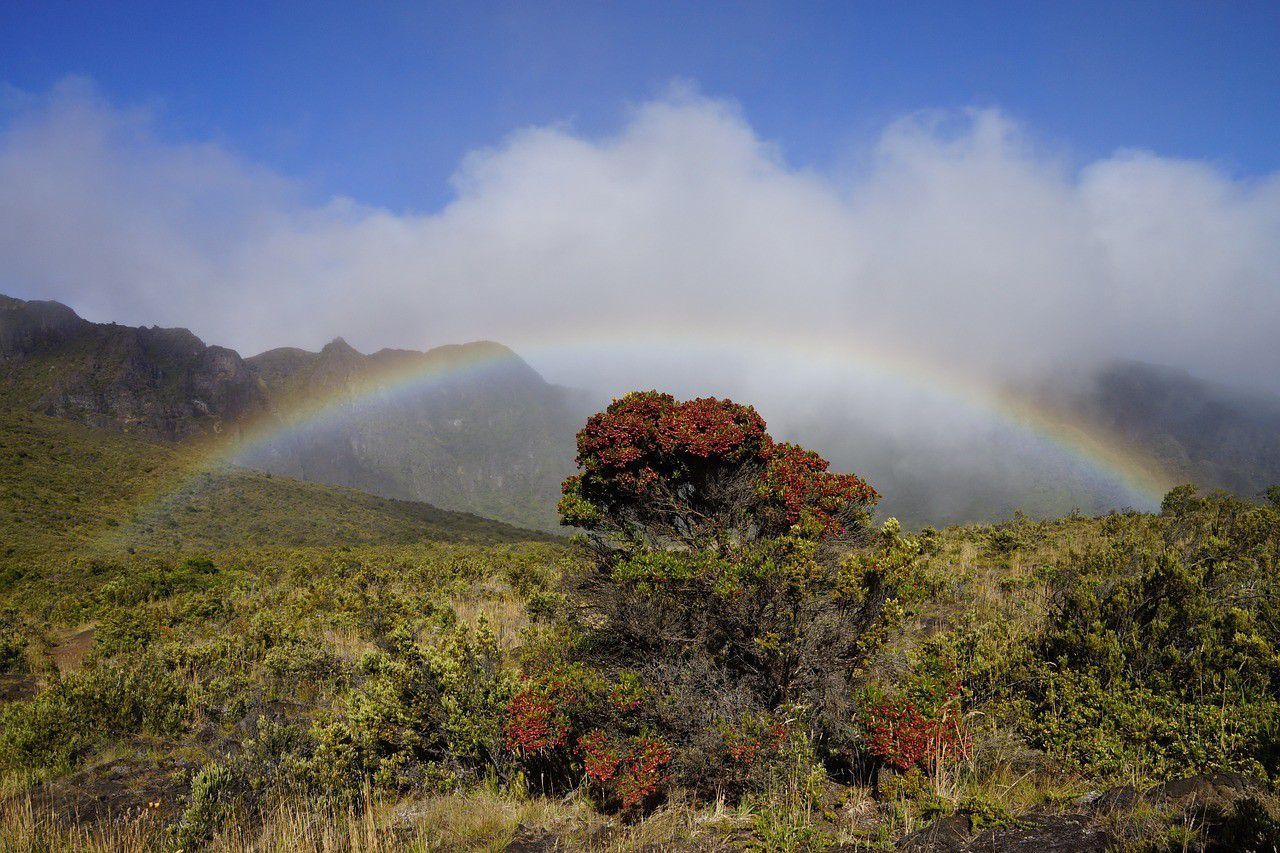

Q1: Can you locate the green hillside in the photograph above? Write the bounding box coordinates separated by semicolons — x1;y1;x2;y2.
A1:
0;409;550;566
3;294;587;532
0;390;1277;851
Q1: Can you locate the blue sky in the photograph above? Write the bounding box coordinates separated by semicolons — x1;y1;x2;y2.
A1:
3;1;1277;211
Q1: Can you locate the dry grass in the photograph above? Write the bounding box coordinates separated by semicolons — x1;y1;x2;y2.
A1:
207;795;390;852
323;627;379;664
0;795;163;852
0;788;759;852
451;585;529;650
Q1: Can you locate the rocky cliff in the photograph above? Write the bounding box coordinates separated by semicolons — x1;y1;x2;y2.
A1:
1;295;267;440
0;295;586;530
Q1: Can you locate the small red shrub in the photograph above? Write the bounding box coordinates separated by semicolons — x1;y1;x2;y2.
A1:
578;729;621;783
866;687;968;772
504;689;569;754
576;731;672;809
613;736;673;809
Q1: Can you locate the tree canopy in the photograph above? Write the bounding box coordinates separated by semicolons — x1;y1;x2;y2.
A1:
558;390;878;547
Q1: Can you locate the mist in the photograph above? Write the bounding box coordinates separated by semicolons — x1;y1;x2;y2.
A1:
3;77;1279;522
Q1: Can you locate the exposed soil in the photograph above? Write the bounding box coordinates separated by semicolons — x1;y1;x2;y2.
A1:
25;755;191;827
0;672;39;702
49;625;94;674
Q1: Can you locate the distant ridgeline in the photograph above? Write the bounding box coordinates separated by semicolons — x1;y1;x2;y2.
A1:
4;293;1279;530
1058;361;1280;502
0;295;587;531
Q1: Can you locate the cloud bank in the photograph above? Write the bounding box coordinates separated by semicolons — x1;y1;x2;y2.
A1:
3;78;1278;395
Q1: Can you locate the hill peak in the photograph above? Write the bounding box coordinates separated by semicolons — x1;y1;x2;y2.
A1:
321;336;362;357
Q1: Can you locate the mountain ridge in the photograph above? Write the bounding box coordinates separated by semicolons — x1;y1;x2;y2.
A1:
0;294;584;530
5;293;1278;530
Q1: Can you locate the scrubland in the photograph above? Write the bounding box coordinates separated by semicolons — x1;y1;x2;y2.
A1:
1;409;1278;850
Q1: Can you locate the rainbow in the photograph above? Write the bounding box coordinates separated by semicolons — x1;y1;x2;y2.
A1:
118;327;1177;538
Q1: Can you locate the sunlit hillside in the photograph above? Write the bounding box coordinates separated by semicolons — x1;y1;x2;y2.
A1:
1;387;1277;850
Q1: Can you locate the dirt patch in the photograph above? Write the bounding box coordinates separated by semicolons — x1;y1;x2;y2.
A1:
894;814;973;850
1143;771;1255;815
25;755;190;827
968;814;1112;852
49;626;94;674
0;672;39;702
898;811;1113;852
505;826;563;851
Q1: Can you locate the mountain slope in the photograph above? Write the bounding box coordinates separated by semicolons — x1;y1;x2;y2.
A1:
0;408;549;567
243;337;586;531
1;295;585;530
1053;361;1280;499
1;295;266;440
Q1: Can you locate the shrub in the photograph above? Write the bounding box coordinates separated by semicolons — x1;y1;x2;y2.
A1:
1011;487;1280;777
558;391;876;547
514;392;914;806
0;656;188;773
305;622;513;792
865;695;967;773
578;730;673;810
0;618;25;674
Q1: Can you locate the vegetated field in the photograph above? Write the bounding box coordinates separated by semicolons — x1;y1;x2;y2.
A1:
0;408;1278;851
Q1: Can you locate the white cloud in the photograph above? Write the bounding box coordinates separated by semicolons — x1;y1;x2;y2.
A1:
2;77;1278;397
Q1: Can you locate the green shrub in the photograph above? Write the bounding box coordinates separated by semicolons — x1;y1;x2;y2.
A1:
0;617;26;674
304;621;513;792
1010;487;1280;778
0;657;188;773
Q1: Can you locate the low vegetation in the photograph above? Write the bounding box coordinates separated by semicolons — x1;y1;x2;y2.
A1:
0;395;1277;850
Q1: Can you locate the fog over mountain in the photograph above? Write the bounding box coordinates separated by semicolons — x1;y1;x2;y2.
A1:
3;78;1279;522
4;78;1277;388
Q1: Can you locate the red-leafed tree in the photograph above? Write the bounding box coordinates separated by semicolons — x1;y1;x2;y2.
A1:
558;391;878;547
509;392;919;806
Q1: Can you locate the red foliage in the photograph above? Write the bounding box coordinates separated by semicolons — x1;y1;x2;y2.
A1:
865;688;968;772
576;391;677;487
759;443;879;536
505;670;668;809
576;731;672;809
574;392;768;495
657;396;768;460
578;729;621;783
562;391;877;541
724;719;788;766
504;689;569;754
505;670;590;755
613;736;673;809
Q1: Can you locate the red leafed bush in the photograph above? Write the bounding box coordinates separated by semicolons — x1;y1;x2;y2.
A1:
657;395;768;460
504;688;569;754
758;443;878;537
576;730;672;809
612;736;673;809
578;729;621;782
865;690;969;772
723;717;788;766
504;667;593;755
559;391;876;544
